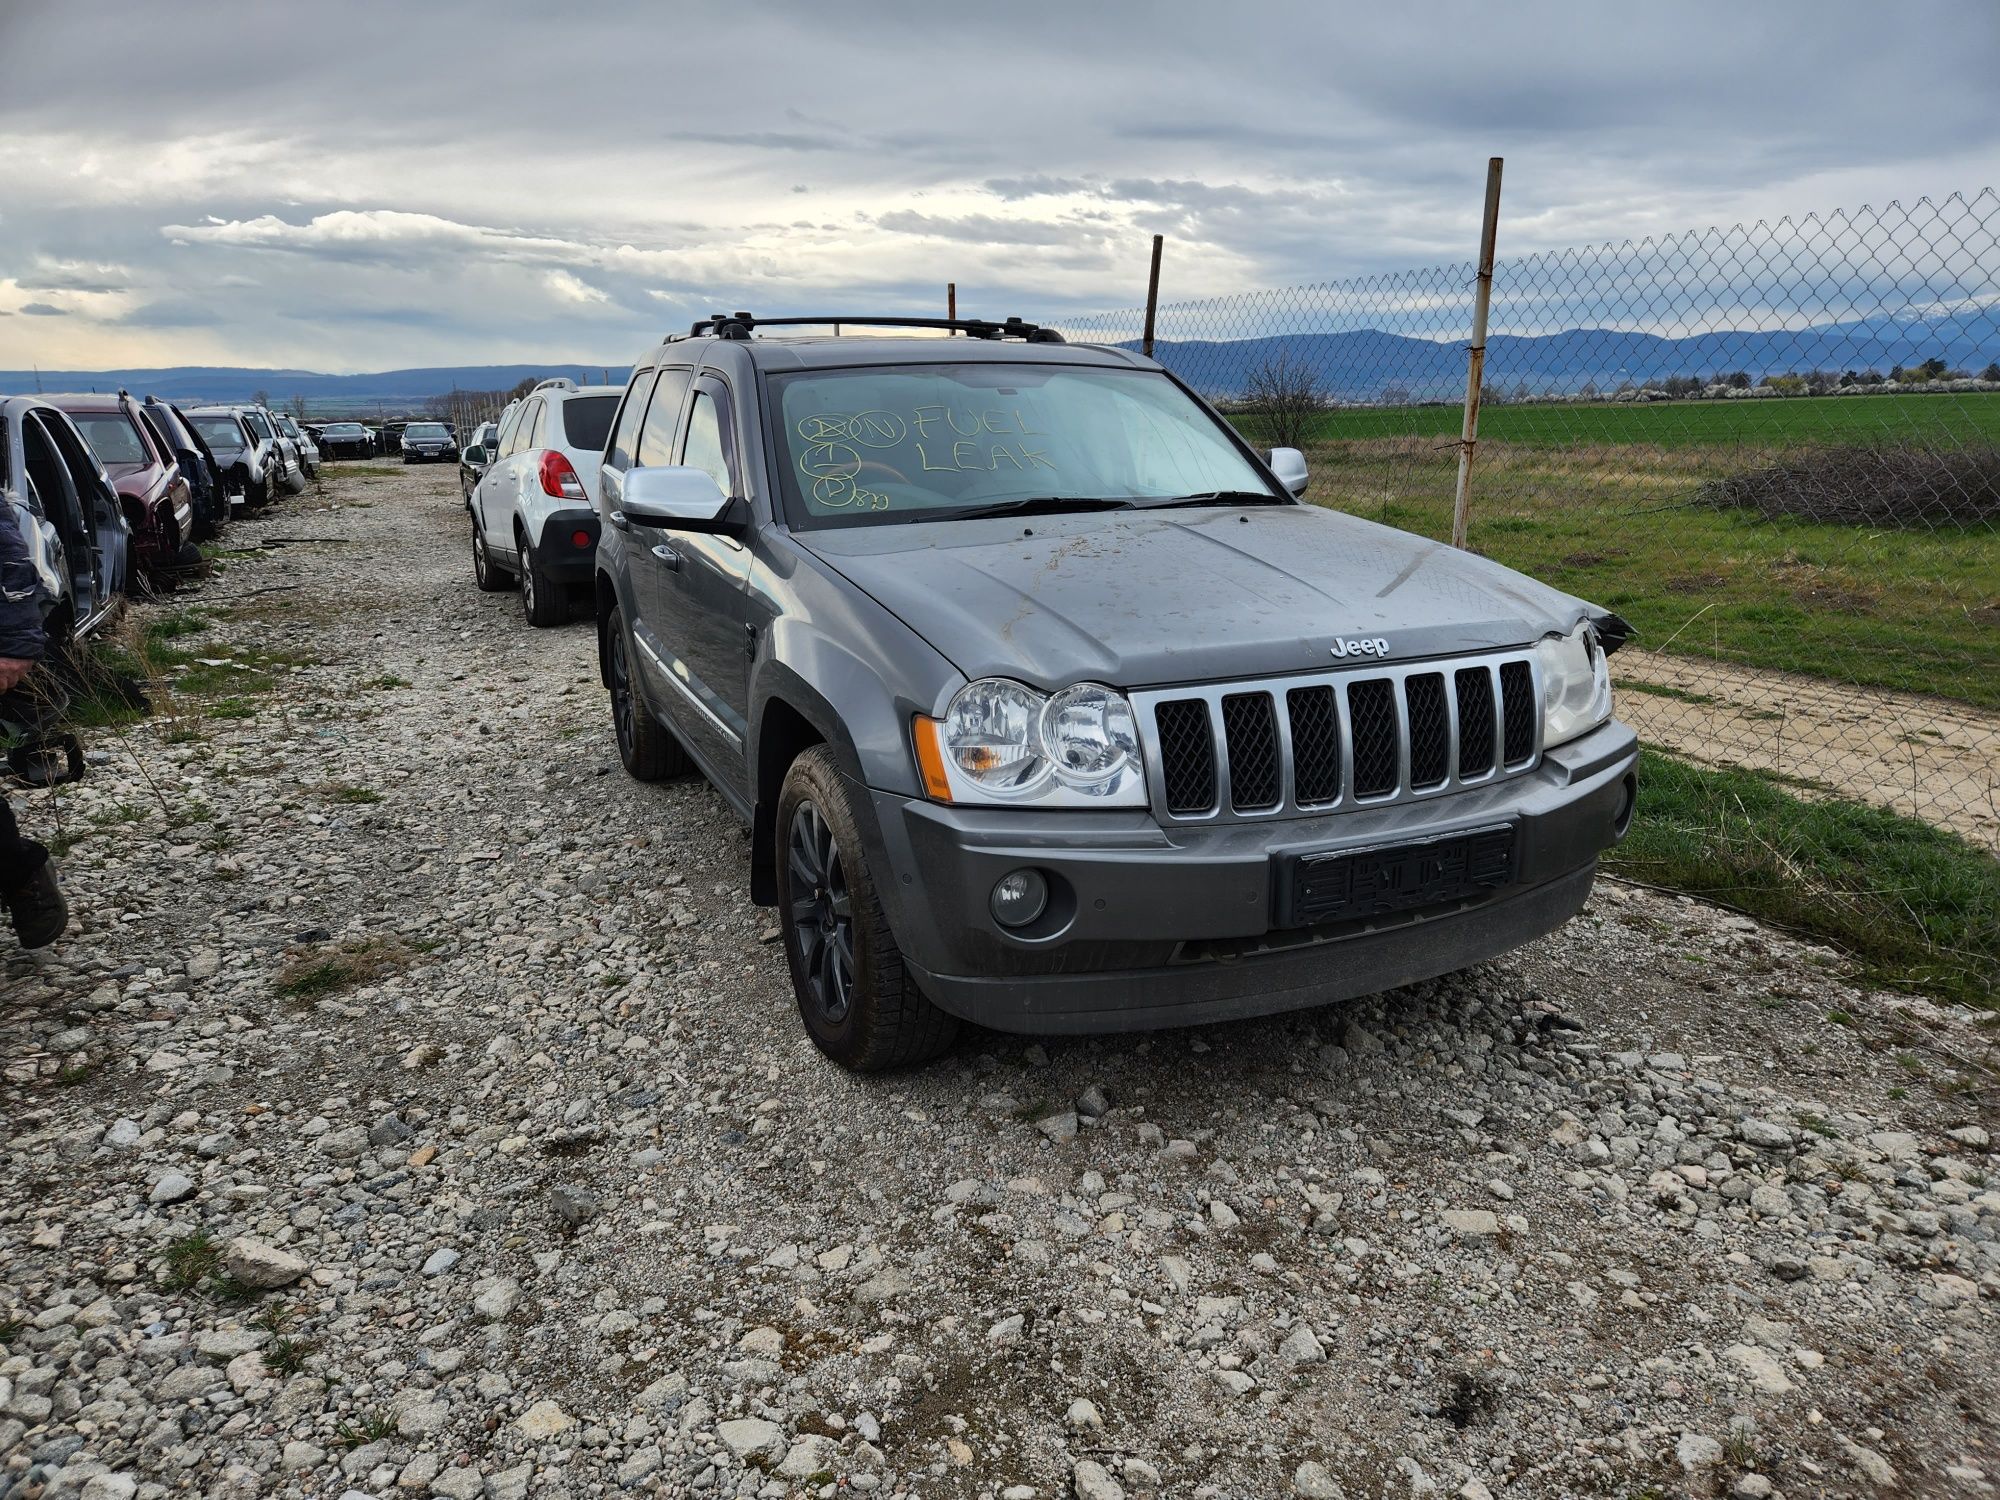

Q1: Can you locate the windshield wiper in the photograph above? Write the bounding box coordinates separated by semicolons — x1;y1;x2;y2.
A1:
929;496;1138;522
1143;490;1288;509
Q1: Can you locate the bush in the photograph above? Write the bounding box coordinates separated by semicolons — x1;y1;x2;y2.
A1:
1700;444;2000;527
1242;349;1328;451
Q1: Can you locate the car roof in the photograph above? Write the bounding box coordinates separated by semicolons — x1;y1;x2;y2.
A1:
43;392;136;411
538;385;623;400
642;334;1154;376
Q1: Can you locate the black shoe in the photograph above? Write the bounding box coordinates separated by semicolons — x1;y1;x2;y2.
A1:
6;861;68;948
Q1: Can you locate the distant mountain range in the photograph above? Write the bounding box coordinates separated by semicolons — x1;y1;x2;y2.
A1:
4;312;1994;409
0;363;631;413
1134;313;2000;399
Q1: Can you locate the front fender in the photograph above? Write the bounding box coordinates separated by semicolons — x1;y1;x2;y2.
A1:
759;612;958;799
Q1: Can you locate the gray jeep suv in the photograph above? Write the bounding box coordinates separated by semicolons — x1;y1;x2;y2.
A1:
594;313;1638;1071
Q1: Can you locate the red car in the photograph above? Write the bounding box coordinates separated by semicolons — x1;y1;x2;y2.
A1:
48;391;195;583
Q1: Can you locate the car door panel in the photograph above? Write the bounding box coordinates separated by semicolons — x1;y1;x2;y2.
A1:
613;370;696;726
481;398;537;563
646;377;754;797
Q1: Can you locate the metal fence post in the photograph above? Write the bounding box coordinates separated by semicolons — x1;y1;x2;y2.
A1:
1141;235;1164;359
1452;158;1504;550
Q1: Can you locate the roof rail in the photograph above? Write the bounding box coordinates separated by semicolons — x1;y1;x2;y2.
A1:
683;312;1065;344
530;377;578;394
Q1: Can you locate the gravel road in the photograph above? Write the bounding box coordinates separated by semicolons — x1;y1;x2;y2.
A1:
2;464;1995;1500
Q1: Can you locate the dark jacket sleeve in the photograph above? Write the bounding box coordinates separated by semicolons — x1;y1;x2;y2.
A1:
0;501;49;662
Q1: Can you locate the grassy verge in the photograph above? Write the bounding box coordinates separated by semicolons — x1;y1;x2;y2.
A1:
1300;439;2000;707
1607;750;2000;1010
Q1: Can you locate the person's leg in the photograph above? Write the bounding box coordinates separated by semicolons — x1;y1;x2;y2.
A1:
1;795;66;948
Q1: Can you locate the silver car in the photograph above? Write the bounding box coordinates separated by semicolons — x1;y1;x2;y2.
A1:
276;414;320;479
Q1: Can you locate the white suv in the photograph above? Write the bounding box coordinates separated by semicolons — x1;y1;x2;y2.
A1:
468;377;623;625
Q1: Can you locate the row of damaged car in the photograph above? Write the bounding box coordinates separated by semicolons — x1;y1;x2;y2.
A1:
0;391;317;683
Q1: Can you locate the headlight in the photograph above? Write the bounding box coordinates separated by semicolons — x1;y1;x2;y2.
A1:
1534;620;1612;749
918;678;1147;807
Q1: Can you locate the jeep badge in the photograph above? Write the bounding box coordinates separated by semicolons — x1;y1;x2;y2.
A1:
1329;637;1390;659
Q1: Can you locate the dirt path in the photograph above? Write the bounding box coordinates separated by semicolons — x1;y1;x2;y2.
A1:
1614;647;2000;848
0;464;1994;1500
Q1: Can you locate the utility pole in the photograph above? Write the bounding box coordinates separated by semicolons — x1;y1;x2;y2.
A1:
1451;157;1504;551
1141;236;1164;359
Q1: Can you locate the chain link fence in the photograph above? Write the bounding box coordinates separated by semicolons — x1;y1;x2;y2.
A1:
1054;191;1999;1001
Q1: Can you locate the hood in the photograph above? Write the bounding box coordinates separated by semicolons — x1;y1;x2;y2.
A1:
800;504;1597;690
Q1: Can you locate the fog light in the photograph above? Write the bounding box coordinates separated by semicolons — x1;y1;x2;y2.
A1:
572;530;592;548
990;868;1048;929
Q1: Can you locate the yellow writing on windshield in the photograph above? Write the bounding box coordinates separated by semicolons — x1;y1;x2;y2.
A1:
793;405;1055;502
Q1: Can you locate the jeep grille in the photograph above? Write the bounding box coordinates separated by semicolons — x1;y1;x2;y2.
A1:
1133;650;1543;823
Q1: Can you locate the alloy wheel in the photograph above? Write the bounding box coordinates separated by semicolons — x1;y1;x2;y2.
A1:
787;800;854;1026
609;628;636;762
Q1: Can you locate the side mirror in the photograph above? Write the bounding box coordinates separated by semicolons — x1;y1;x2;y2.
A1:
616;465;734;531
1269;446;1309;498
463;445;485;463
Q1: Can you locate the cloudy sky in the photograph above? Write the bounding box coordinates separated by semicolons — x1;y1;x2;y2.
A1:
2;1;1996;374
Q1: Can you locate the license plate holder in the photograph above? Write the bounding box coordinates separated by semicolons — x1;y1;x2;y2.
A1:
1276;824;1515;929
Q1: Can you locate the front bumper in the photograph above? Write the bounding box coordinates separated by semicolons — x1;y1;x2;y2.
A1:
866;719;1637;1034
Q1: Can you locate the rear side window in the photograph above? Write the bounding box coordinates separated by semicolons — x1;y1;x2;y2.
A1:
680;391;731;495
634;370;692;467
560;394;618;454
243;412;273;439
502;401;538;458
527;402;547;449
605;372;653;470
140;409;174;454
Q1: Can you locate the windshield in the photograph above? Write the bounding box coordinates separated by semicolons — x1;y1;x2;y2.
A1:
560;394;618;452
192;416;245;449
322;423;364;436
71;413;151;467
405;423;448;440
767;364;1276;528
280;417;300;435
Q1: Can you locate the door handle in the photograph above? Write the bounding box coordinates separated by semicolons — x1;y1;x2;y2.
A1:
607;509;631;531
650;543;682;570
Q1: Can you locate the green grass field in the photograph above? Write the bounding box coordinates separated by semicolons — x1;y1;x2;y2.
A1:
1257;393;2000;708
1289;390;2000;447
1609;751;1999;1011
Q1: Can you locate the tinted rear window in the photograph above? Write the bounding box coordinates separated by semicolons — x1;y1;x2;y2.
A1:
561;395;618;453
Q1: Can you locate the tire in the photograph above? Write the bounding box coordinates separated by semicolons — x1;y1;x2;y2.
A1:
518;529;568;626
777;746;958;1072
471;519;513;592
606;604;687;781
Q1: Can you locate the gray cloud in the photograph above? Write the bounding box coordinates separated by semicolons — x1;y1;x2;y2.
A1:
0;0;1993;370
